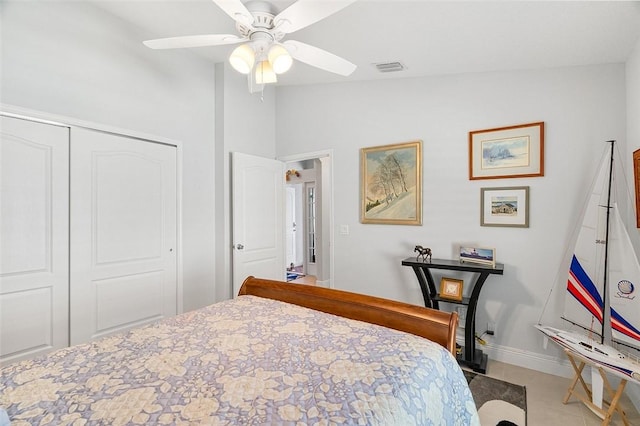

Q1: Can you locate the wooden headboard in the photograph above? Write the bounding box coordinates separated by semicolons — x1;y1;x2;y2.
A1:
238;276;459;355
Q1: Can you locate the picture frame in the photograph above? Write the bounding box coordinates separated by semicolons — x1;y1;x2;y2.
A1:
634;149;640;228
439;277;463;301
360;140;422;225
469;122;544;180
480;186;529;228
459;246;496;268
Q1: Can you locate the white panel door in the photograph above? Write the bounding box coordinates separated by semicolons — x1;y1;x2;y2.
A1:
0;116;69;363
232;152;285;295
70;128;177;344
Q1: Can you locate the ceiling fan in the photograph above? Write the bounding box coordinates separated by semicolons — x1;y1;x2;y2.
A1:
143;0;358;90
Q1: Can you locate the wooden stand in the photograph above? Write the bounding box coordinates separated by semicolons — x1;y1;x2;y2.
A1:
401;257;504;373
563;349;629;425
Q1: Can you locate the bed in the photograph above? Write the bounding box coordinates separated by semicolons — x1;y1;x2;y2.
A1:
0;276;479;425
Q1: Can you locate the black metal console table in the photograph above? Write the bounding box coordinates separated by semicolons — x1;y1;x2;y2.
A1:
401;257;504;373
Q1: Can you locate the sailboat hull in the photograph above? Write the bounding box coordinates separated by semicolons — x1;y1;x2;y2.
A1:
535;325;640;383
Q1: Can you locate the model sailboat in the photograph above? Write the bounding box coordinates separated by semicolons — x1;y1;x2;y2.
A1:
536;141;640;415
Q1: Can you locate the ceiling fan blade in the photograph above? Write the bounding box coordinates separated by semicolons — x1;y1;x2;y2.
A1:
274;0;357;34
284;40;356;76
211;0;255;28
143;34;246;50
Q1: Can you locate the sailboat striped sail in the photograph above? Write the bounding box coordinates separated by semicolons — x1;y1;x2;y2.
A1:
536;141;640;400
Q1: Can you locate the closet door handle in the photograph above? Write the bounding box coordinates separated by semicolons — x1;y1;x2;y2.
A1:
236;244;244;250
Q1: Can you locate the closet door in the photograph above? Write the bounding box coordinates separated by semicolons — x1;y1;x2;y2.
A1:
70;128;177;344
0;116;69;363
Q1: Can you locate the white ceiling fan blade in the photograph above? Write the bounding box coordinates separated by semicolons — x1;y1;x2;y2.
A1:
274;0;357;34
211;0;254;28
143;34;246;49
284;40;356;76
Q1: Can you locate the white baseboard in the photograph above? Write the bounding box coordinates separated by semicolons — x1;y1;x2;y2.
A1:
469;340;640;413
482;341;574;378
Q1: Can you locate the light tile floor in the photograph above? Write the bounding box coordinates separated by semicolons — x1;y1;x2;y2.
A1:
482;360;640;425
290;274;317;285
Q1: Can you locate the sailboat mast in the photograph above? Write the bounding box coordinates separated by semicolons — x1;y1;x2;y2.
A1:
601;140;615;345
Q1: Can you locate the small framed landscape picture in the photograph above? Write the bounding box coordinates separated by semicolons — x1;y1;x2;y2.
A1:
481;186;529;228
459;246;496;268
440;277;463;301
469;122;544;180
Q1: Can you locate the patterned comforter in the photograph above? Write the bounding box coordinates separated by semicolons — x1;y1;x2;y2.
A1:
0;295;479;425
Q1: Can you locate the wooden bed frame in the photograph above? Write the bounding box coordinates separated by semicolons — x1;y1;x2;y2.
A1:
239;276;459;355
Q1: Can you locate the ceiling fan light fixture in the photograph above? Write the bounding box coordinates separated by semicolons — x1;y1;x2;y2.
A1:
268;44;292;74
255;60;277;84
144;0;358;94
229;44;256;74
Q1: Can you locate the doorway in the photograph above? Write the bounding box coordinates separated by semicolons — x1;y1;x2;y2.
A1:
285;169;317;285
281;151;333;288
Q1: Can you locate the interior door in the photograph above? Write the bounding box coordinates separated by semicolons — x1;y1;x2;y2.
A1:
285;186;296;269
70;128;177;344
232;152;285;295
305;182;318;276
0;115;69;363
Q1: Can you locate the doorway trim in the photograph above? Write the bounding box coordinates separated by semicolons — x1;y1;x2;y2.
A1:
278;150;334;288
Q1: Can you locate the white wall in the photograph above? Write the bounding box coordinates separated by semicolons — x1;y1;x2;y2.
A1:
275;64;627;375
1;1;216;311
214;63;277;301
628;37;640;200
625;35;640;408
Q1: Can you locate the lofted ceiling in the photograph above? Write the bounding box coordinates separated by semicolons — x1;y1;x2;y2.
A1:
95;0;640;86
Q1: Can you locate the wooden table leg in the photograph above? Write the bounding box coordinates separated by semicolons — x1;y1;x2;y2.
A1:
562;350;629;426
563;351;591;404
601;371;628;426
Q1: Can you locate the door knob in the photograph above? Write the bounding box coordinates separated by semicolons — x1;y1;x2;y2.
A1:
236;244;244;250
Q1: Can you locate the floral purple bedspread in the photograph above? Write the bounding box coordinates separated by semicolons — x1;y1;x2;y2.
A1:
1;295;479;425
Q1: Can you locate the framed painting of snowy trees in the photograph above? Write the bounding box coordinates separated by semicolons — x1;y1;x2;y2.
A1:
360;140;422;225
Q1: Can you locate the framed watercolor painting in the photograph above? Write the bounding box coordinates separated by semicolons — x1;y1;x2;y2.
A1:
480;186;529;228
360;140;422;225
469;122;544;180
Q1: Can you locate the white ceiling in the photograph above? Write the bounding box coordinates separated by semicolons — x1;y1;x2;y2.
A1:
96;0;640;86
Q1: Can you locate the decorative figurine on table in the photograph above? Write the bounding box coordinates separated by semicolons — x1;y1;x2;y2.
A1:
414;245;432;262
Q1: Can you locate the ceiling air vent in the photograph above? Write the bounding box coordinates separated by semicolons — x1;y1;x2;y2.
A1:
374;61;406;73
